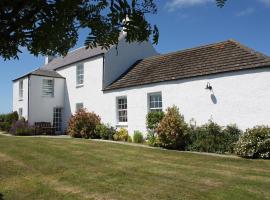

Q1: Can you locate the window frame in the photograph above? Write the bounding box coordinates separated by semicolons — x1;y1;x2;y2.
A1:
42;79;54;97
148;92;163;112
76;63;84;87
116;96;128;124
19;80;23;100
53;107;62;133
75;103;84;112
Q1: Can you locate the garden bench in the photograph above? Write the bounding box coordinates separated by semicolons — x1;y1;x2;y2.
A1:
34;122;56;135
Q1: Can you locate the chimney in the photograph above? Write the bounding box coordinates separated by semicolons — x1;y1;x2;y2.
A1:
45;55;56;65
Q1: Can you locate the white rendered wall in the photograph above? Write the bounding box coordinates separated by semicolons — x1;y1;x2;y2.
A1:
12;77;29;119
102;68;270;135
28;75;65;127
103;38;158;88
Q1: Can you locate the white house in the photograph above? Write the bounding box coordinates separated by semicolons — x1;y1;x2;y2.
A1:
13;38;270;135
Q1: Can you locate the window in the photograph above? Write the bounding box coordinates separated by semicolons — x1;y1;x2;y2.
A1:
42;79;54;97
19;80;23;100
76;64;84;86
76;103;84;112
18;108;23;119
117;97;127;123
149;93;162;112
53;108;62;132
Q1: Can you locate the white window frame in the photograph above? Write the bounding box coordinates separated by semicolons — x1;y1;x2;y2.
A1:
117;96;128;124
18;108;23;119
42;79;54;97
75;103;84;112
148;92;163;112
53;107;62;133
19;80;23;100
76;63;84;87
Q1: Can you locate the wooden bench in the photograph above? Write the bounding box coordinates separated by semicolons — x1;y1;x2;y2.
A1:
34;122;56;135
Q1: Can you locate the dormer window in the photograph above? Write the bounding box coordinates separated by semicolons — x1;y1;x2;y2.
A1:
19;80;23;100
76;63;84;87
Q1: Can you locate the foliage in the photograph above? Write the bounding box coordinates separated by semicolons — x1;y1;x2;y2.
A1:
235;126;270;159
156;105;190;150
146;111;164;131
133;130;144;143
146;131;158;146
223;124;242;153
0;122;11;132
0;0;159;60
188;121;242;154
96;123;116;140
67;109;101;139
0;112;19;132
188;120;225;153
128;135;133;143
9;119;34;136
113;128;129;141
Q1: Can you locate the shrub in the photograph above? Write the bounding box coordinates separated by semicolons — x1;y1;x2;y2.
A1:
128;135;133;143
133;130;144;143
188;120;226;153
223;124;242;153
146;111;164;131
0;111;19;132
96;123;116;140
113;128;129;141
146;131;158;146
0;122;11;132
235;126;270;159
67;109;101;139
156;105;190;150
9;120;34;136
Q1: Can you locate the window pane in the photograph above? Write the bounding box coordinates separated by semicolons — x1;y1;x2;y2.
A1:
42;79;54;97
117;97;127;122
76;64;84;85
76;103;84;112
149;93;162;112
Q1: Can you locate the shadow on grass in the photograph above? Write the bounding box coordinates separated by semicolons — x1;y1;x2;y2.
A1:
0;193;4;200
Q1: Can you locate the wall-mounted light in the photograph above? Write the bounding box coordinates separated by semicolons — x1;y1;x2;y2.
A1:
205;82;212;91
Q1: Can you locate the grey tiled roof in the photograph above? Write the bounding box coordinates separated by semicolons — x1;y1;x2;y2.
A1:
13;69;64;82
41;46;107;71
104;40;270;91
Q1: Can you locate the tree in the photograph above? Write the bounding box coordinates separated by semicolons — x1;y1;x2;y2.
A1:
0;0;158;60
0;0;227;60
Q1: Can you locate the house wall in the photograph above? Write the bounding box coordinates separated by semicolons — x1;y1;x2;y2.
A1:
12;77;29;119
103;38;158;88
56;56;104;131
28;75;65;128
102;68;270;135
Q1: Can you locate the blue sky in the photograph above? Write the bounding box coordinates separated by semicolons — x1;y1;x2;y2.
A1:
1;0;270;113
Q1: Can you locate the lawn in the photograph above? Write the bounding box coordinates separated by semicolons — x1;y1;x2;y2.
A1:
0;135;269;200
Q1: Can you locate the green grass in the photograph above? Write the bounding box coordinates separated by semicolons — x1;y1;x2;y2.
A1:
0;135;269;200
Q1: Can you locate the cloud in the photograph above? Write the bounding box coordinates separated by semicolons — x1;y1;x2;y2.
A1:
236;8;255;17
165;0;214;12
258;0;270;6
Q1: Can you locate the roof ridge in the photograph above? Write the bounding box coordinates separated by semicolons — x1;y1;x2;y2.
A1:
143;40;233;61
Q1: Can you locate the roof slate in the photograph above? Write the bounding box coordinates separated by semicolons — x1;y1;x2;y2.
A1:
13;69;64;82
41;46;107;71
104;40;270;91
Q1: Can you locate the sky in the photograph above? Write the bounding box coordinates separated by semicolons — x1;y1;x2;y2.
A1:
1;0;270;113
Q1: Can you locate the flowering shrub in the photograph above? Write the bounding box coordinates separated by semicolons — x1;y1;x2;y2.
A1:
133;130;144;143
156;105;190;150
67;109;101;139
235;126;270;159
96;123;116;140
9;119;34;136
113;128;129;141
